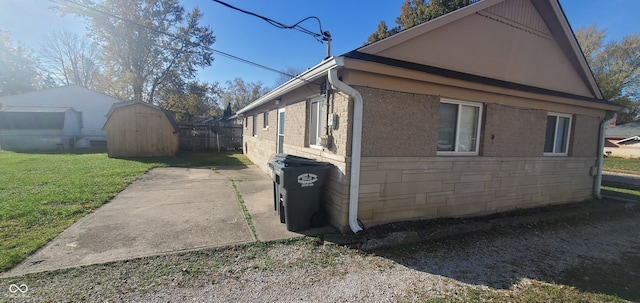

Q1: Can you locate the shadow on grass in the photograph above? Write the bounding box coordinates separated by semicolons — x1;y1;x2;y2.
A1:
557;250;640;302
6;149;254;168
602;181;640;191
129;151;253;167
364;199;640;301
4;147;107;155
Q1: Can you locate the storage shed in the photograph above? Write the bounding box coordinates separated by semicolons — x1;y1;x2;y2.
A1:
103;101;179;158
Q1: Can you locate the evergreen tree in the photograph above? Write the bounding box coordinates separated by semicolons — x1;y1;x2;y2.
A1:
223;102;233;117
367;0;476;44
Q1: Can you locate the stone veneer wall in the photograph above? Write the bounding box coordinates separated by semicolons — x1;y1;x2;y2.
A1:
358;156;596;226
350;85;602;229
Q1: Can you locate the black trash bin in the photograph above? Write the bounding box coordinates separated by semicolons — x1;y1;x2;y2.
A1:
269;154;332;232
269;153;321;223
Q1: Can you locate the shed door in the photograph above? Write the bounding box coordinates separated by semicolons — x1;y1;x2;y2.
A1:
277;108;285;153
136;113;161;154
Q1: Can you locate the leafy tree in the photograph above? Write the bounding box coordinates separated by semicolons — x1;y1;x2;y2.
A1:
220;78;269;113
159;81;222;122
0;32;41;96
367;0;476;44
37;30;101;89
576;25;640;122
56;0;215;104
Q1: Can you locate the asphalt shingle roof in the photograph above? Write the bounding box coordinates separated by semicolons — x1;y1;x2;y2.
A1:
605;122;640;138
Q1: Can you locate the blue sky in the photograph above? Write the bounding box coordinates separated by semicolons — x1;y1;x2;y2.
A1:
1;0;639;89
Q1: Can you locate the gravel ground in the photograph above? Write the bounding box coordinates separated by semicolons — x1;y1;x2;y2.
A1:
2;204;639;302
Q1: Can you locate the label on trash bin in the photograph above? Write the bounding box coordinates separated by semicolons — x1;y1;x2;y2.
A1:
297;173;318;187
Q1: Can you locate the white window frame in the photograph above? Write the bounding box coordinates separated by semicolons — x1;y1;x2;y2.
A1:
308;97;324;147
263;111;269;129
277;108;285;153
252;114;257;137
544;112;572;156
437;98;483;156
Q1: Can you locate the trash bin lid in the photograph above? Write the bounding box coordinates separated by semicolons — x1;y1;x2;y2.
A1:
274;153;332;167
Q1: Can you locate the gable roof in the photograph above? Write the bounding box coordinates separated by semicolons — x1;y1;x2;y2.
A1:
239;0;618;115
104;101;180;132
0;84;122;105
357;0;603;101
0;85;122;135
0;106;75;113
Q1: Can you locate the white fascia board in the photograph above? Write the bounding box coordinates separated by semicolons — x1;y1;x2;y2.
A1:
237;57;343;115
615;136;640;144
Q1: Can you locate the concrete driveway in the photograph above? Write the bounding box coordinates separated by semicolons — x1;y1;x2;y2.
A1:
3;165;318;277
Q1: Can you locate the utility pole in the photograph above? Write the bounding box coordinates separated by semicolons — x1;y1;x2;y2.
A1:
323;31;332;58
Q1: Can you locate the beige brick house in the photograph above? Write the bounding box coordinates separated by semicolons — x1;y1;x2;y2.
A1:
237;0;622;233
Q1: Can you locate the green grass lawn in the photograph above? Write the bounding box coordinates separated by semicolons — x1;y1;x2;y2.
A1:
0;150;252;272
603;157;640;175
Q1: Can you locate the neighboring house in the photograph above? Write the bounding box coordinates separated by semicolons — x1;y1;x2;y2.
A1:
103;101;179;158
0;85;121;147
604;122;640;158
237;0;622;233
0;106;82;151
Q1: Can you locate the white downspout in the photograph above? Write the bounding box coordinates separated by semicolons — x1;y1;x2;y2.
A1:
594;113;617;199
328;68;363;234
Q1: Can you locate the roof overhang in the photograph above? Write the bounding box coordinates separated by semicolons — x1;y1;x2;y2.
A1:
237;0;620;115
530;0;604;99
343;51;621;112
237;57;343;115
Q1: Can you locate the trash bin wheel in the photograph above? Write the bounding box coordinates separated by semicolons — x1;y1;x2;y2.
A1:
310;210;326;228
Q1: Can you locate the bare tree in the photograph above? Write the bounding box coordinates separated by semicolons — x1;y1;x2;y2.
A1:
221;78;269;113
576;25;640;122
38;30;101;89
273;66;306;87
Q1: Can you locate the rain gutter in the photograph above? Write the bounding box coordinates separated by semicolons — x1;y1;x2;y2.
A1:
328;66;363;234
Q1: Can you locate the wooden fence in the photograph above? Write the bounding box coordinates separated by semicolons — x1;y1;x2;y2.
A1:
178;123;243;151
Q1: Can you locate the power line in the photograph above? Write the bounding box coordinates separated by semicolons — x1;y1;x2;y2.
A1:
48;0;307;81
212;49;295;78
210;0;328;43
